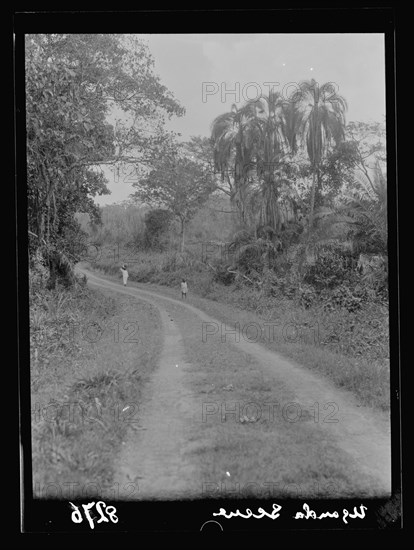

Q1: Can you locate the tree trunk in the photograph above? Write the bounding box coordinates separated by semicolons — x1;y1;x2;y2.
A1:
180;218;185;253
308;169;317;237
234;152;249;227
261;175;279;232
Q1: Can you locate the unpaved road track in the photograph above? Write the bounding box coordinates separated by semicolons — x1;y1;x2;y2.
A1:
80;268;391;499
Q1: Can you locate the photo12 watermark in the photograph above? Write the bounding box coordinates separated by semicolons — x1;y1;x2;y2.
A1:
31;320;140;346
201;80;340;104
201;320;321;345
201;401;340;424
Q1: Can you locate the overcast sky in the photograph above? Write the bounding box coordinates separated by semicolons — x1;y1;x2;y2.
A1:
97;33;386;205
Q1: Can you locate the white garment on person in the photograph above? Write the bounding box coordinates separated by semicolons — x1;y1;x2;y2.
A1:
121;268;129;284
181;281;188;293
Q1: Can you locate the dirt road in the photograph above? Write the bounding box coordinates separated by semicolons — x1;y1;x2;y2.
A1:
79;267;392;500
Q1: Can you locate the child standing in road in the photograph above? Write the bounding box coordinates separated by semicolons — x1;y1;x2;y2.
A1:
120;264;129;286
181;278;188;300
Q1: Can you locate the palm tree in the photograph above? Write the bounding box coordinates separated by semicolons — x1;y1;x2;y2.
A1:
295;80;348;235
245;91;302;234
344;161;387;254
210;104;254;225
211;93;303;235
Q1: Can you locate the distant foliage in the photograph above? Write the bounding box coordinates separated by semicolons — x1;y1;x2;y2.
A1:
132;143;216;252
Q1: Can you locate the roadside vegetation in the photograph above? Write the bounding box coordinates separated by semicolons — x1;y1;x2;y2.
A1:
30;255;163;499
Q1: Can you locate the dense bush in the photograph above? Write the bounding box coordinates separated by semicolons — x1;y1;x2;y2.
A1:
303;246;357;290
320;284;364;313
261;270;280;297
318;303;389;363
236;244;264;274
212;263;236;286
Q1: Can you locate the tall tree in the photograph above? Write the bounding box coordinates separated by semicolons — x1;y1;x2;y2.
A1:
132;145;216;252
295;80;348;234
245;91;302;233
211;93;303;235
25;34;184;284
210;104;254;225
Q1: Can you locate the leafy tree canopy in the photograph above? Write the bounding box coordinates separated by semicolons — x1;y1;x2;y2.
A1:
26;33;184;280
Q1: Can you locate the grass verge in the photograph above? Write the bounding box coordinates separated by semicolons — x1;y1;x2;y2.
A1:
31;279;163;500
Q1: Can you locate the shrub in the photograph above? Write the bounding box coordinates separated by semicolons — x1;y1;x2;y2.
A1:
269;271;300;300
298;284;318;309
236;244;264;274
236;287;263;310
320;285;363;313
261;270;280;297
231;229;255;248
212;263;236;286
29;249;50;294
317;304;389;363
304;246;356;290
131;264;158;283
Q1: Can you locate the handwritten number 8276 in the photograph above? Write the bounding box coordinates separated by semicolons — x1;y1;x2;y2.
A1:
70;501;118;529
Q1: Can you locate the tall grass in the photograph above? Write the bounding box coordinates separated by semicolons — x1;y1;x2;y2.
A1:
30;266;163;499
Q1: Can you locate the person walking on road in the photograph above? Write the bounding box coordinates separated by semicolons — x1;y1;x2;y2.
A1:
120;264;129;286
181;278;188;300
